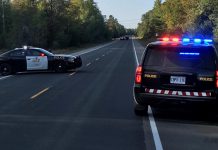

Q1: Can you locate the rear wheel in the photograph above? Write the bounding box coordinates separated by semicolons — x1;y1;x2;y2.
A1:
0;63;13;76
55;62;66;73
134;104;148;116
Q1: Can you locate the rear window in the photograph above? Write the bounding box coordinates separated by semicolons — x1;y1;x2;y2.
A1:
143;46;216;71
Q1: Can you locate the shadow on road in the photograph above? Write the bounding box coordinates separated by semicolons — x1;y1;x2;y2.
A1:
150;105;218;126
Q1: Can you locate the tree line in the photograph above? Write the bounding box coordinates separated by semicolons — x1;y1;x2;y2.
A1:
137;0;218;40
0;0;126;49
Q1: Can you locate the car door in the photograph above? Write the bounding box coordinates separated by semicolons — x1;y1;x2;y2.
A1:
26;49;48;70
9;49;26;72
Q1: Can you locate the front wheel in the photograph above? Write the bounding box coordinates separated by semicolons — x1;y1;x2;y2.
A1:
0;63;13;76
134;104;148;116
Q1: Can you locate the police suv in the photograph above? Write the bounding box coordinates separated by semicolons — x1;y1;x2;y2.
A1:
0;46;82;75
134;37;218;115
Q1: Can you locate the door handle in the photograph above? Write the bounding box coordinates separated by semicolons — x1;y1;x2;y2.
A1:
27;59;31;60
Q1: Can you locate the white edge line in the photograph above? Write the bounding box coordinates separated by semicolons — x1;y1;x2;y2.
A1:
0;75;12;80
132;39;139;66
86;63;91;67
69;72;76;76
148;106;163;150
72;41;117;56
132;39;163;150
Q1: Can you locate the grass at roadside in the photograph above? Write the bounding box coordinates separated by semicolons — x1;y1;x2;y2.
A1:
0;41;112;55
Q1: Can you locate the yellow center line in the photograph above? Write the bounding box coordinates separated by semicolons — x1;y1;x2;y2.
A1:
31;87;50;100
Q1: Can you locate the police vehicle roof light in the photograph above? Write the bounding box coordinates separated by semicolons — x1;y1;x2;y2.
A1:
182;38;190;43
194;39;202;44
172;38;179;42
204;39;213;44
162;37;169;42
23;46;28;50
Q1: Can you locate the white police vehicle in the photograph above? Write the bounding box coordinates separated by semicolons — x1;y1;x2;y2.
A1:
0;46;82;75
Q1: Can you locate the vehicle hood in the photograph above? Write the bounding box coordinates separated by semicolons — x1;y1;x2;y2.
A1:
54;54;77;58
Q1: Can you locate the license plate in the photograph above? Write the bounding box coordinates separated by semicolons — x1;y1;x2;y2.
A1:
170;76;186;84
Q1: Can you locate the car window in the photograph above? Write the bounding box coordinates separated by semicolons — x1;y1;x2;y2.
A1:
143;46;216;71
9;50;26;57
27;49;44;56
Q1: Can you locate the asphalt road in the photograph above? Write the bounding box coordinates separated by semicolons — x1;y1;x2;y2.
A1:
0;40;145;150
0;39;218;150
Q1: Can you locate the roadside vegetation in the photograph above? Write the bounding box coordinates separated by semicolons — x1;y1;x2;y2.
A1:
0;0;128;50
137;0;218;43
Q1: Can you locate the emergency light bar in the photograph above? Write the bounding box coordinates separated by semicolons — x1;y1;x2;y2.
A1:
159;37;213;45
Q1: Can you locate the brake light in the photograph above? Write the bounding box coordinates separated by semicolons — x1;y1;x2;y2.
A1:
216;71;218;88
135;65;142;84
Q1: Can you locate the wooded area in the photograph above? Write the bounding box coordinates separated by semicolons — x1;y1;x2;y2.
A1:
137;0;218;40
0;0;127;49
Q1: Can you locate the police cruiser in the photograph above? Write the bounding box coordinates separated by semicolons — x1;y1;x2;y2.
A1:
134;37;218;115
0;46;82;75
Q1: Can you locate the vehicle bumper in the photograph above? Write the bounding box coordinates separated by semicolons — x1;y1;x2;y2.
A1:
134;87;217;106
74;56;82;68
66;56;82;69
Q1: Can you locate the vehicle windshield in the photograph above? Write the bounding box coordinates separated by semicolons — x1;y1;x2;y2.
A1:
144;46;216;71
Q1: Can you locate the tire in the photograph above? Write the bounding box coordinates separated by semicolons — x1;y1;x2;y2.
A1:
0;63;13;76
55;62;66;73
134;104;148;116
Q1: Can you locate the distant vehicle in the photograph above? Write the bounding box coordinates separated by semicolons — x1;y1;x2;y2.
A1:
134;37;218;115
0;46;82;75
120;36;129;40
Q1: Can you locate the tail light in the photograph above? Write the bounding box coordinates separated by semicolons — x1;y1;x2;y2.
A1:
216;71;218;88
135;65;142;84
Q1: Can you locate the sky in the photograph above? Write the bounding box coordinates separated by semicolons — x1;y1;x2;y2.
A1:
94;0;155;29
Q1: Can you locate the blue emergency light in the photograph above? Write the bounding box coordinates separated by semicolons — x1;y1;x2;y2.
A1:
182;38;190;43
204;39;213;44
182;38;213;45
194;39;202;44
179;52;200;56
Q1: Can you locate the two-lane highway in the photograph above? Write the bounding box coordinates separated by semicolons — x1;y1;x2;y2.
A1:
1;39;218;150
0;40;145;150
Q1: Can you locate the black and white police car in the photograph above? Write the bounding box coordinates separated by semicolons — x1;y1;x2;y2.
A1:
134;37;218;115
0;46;82;75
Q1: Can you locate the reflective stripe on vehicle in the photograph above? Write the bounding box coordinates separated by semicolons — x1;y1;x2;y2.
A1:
145;88;212;97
